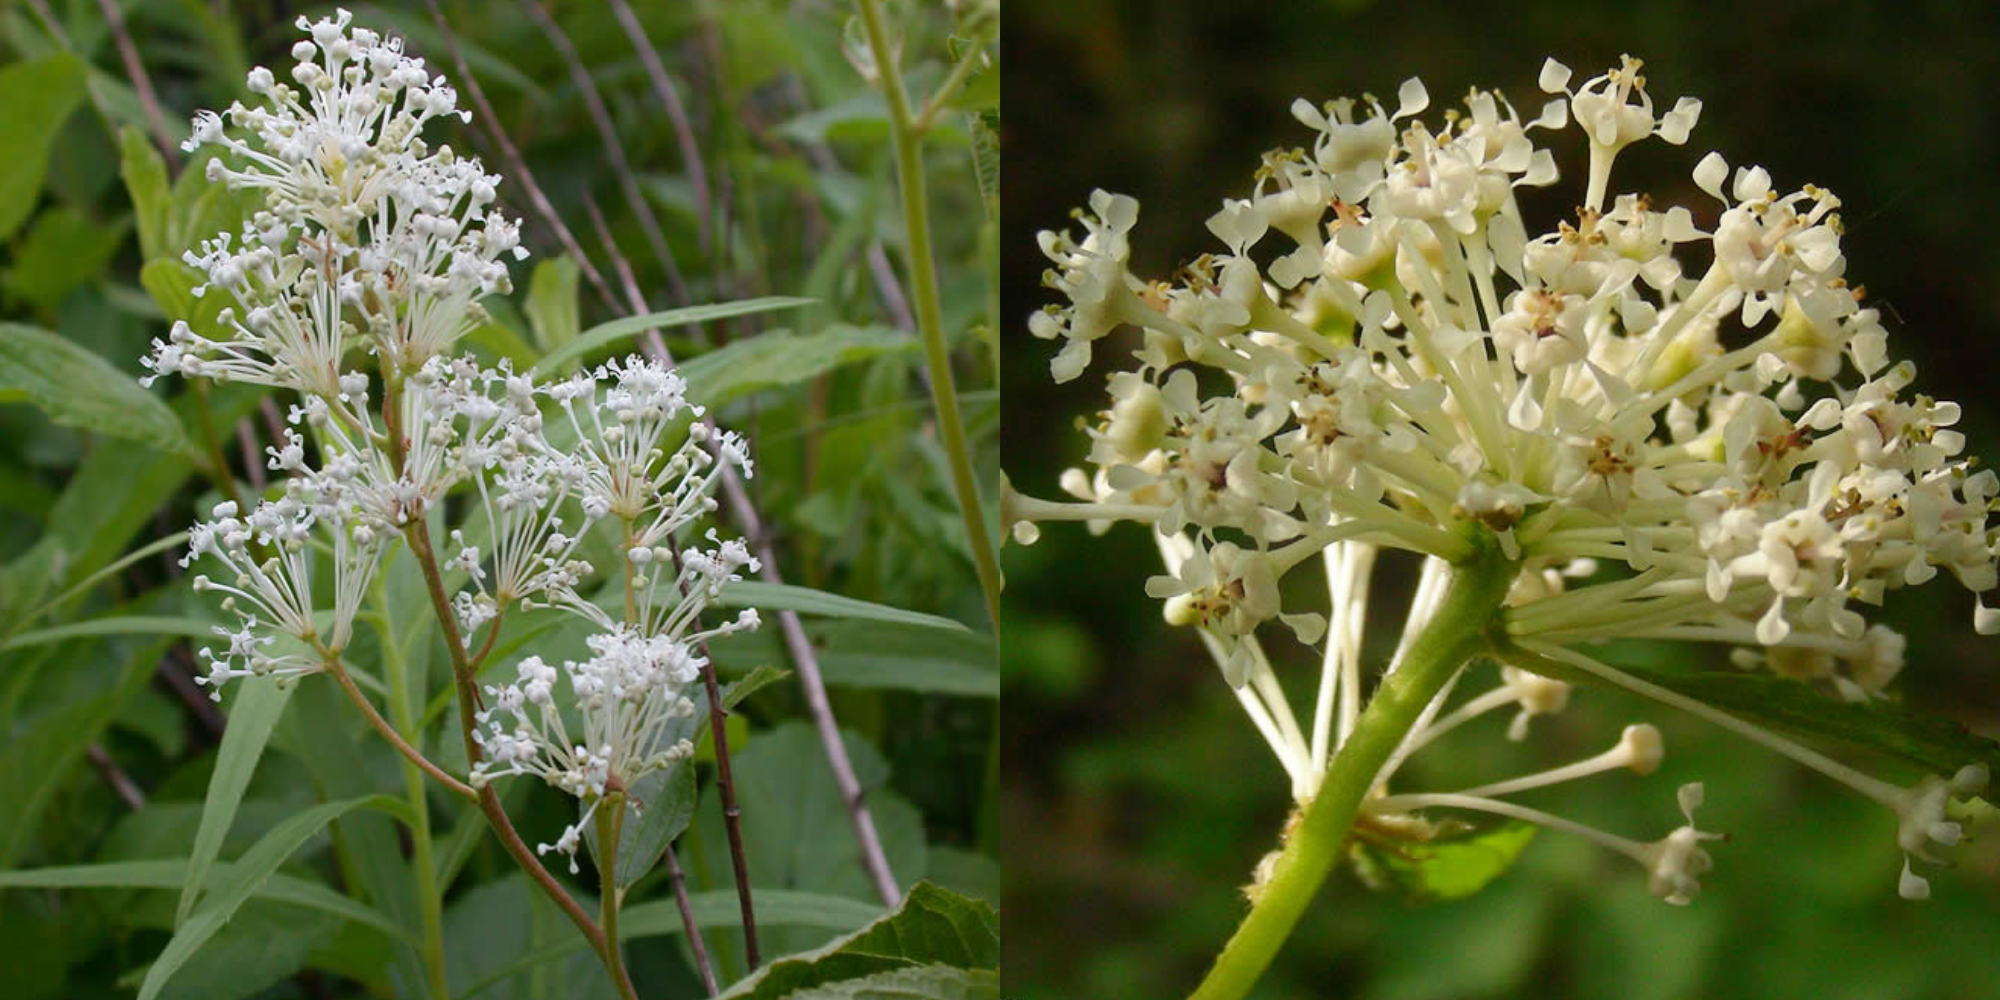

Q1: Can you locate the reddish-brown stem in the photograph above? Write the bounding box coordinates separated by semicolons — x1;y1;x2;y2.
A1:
465;604;508;673
403;521;637;999
694;625;759;967
664;843;720;995
326;658;477;801
93;0;179;167
88;744;147;810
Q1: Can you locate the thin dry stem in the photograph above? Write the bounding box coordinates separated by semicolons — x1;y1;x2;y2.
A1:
607;0;712;253
93;0;179;166
421;0;618;311
87;744;146;810
664;843;721;994
518;0;694;310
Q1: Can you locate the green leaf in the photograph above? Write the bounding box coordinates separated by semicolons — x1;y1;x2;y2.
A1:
713;621;997;699
785;965;1001;1000
119;127;172;261
1;614;214;653
452;888;885;999
528;297;814;377
0;53;88;242
0;323;191;454
717;581;969;632
281;675;429;994
441;876;617;1000
604;765;697;891
28;382;262;597
968;111;998;220
1352;821;1539;903
677;323;918;410
524;257;581;354
690;722;931;960
0;634;157;867
138;794;410;1000
178;678;296;927
156;903;340;1000
718;883;998;999
1508;649;2000;780
776;92;895;145
167;151;258;257
3;207;130;310
0;860;401;936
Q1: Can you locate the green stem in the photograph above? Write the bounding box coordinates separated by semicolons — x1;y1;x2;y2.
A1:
1187;525;1514;1000
597;791;634;1000
854;0;1002;629
375;580;452;1000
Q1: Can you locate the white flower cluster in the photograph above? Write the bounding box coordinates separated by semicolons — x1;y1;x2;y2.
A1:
1022;57;1996;903
147;14;763;873
141;7;525;399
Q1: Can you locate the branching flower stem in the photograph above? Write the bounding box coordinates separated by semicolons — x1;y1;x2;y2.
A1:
326;655;475;803
853;0;1002;629
403;518;638;1000
1188;524;1515;1000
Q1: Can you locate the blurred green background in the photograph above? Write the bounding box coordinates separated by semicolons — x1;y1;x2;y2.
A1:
1001;2;2000;997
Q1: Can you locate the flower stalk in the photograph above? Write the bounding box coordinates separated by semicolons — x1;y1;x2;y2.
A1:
1188;524;1514;1000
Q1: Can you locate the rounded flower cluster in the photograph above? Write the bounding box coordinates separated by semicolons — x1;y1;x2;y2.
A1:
1026;55;1997;693
470;629;705;871
141;7;527;398
1019;56;1996;904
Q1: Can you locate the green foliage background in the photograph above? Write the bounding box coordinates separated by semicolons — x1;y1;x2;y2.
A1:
0;1;999;998
1002;2;2000;997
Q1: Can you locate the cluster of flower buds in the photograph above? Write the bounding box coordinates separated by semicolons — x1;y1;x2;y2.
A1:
1021;56;1996;903
146;13;763;872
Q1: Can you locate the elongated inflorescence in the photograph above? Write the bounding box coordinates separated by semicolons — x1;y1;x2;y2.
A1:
1020;56;1997;903
145;10;761;874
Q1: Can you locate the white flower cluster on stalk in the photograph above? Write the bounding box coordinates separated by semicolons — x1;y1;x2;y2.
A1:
1018;56;1998;902
145;12;761;874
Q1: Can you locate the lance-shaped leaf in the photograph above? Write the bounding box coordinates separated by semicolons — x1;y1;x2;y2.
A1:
0;323;191;454
139;795;411;1000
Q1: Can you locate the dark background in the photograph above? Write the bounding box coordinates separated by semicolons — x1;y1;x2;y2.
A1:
1001;3;2000;997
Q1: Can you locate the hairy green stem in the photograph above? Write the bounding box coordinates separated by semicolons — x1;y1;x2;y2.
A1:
854;0;1002;629
1187;525;1513;1000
